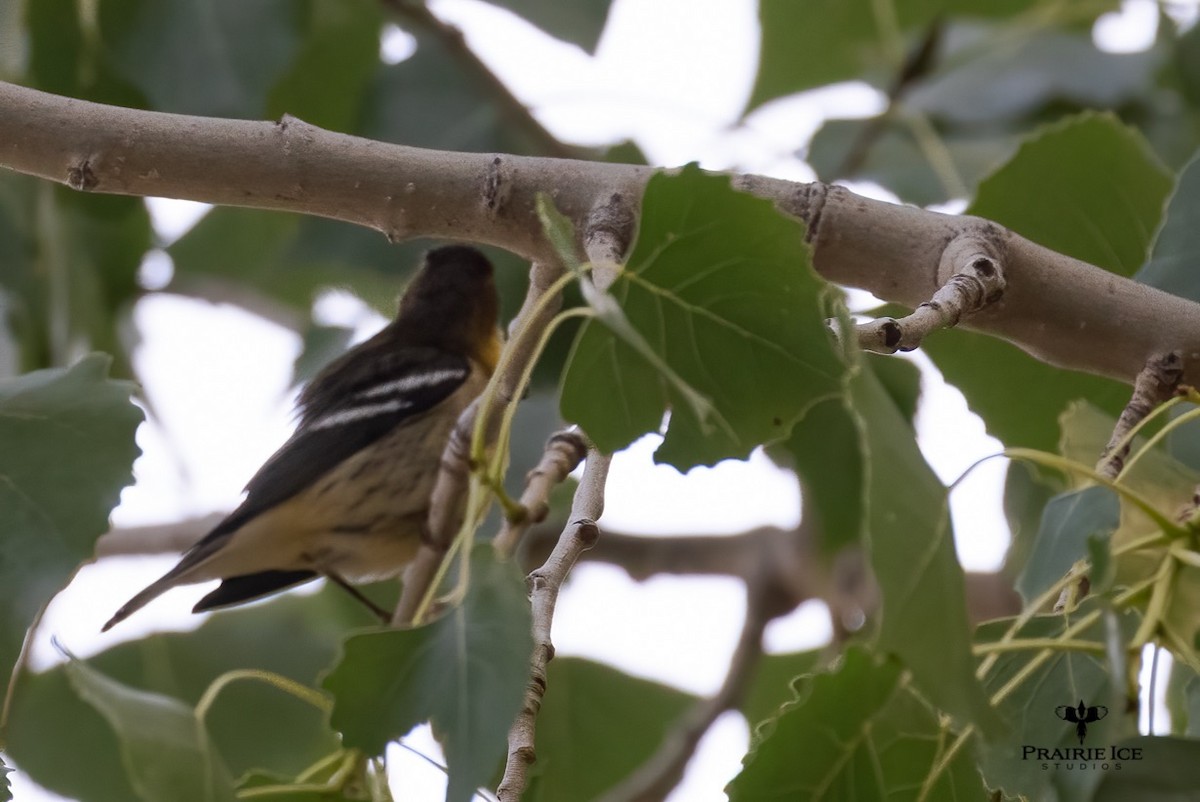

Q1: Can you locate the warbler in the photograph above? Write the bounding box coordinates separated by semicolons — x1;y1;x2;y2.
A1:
103;245;502;631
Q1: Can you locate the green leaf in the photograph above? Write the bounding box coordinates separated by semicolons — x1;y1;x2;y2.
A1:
907;26;1161;127
97;0;306;118
1138;150;1200;302
268;0;384;132
359;32;540;155
740;649;823;734
776;355;920;553
6;588;362;802
523;658;696;802
0;177;152;375
0;355;141;678
1015;486;1119;605
970;113;1172;277
26;0;85;97
974;602;1138;800
1058;402;1199;526
486;0;614;53
729;647;986;801
748;0;1067;112
807;116;1017;206
924;114;1171;451
167;207;411;316
560;164;845;469
852;363;999;731
1093;737;1200;801
780;396;865;551
1002;461;1061;577
323;546;532;802
64;657;238;802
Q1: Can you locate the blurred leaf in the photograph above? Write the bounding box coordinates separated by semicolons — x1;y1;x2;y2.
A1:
65;657;238;802
486;0;614;53
1058;402;1199;530
974;602;1138;800
852;362;999;731
238;770;369;802
268;0;383;132
1002;460;1060;577
729;647;985;800
0;355;141;679
167;207;413;317
292;323;354;388
323;546;531;802
97;0;305;118
360;32;537;154
864;352;922;426
560;164;845;469
6;587;366;802
0;177;151;375
970;113;1171;276
523;658;696;802
808;116;1017;206
1015;486;1119;605
748;0;1081;111
781;397;865;551
740;649;823;734
26;0;84;96
907;25;1162;126
1138;150;1200;302
0;754;9;802
924;114;1170;450
1093;737;1200;801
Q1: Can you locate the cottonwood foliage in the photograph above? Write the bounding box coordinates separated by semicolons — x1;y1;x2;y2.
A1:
3;1;1200;800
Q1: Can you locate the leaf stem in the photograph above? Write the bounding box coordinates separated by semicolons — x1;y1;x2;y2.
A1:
195;669;330;724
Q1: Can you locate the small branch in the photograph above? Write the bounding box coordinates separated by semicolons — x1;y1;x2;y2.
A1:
394;256;568;625
380;0;582;161
93;513;222;558
847;235;1005;353
497;446;610;802
394;398;480;625
1096;351;1184;480
583;193;637;291
596;559;785;802
493;429;588;558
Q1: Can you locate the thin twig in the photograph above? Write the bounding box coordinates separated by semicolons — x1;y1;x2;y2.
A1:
93;513;224;557
497;446;610;801
493;429;589;558
846;234;1005;353
1096;351;1183;480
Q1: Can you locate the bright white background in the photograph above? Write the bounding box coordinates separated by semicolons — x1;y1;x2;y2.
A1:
11;1;1181;799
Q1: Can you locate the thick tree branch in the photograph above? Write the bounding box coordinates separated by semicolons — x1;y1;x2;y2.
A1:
3;82;1199;389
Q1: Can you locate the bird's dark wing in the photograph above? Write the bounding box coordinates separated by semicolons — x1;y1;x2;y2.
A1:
193;570;318;611
1085;706;1108;723
182;347;471;562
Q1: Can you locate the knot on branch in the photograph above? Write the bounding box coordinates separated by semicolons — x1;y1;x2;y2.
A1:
66;159;98;192
838;234;1007;355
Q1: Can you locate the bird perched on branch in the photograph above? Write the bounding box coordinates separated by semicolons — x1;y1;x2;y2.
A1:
103;245;501;631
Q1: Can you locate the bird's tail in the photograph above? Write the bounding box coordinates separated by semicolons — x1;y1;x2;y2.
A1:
101;573;181;631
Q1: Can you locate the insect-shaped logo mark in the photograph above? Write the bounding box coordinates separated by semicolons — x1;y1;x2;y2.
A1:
1055;699;1108;744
